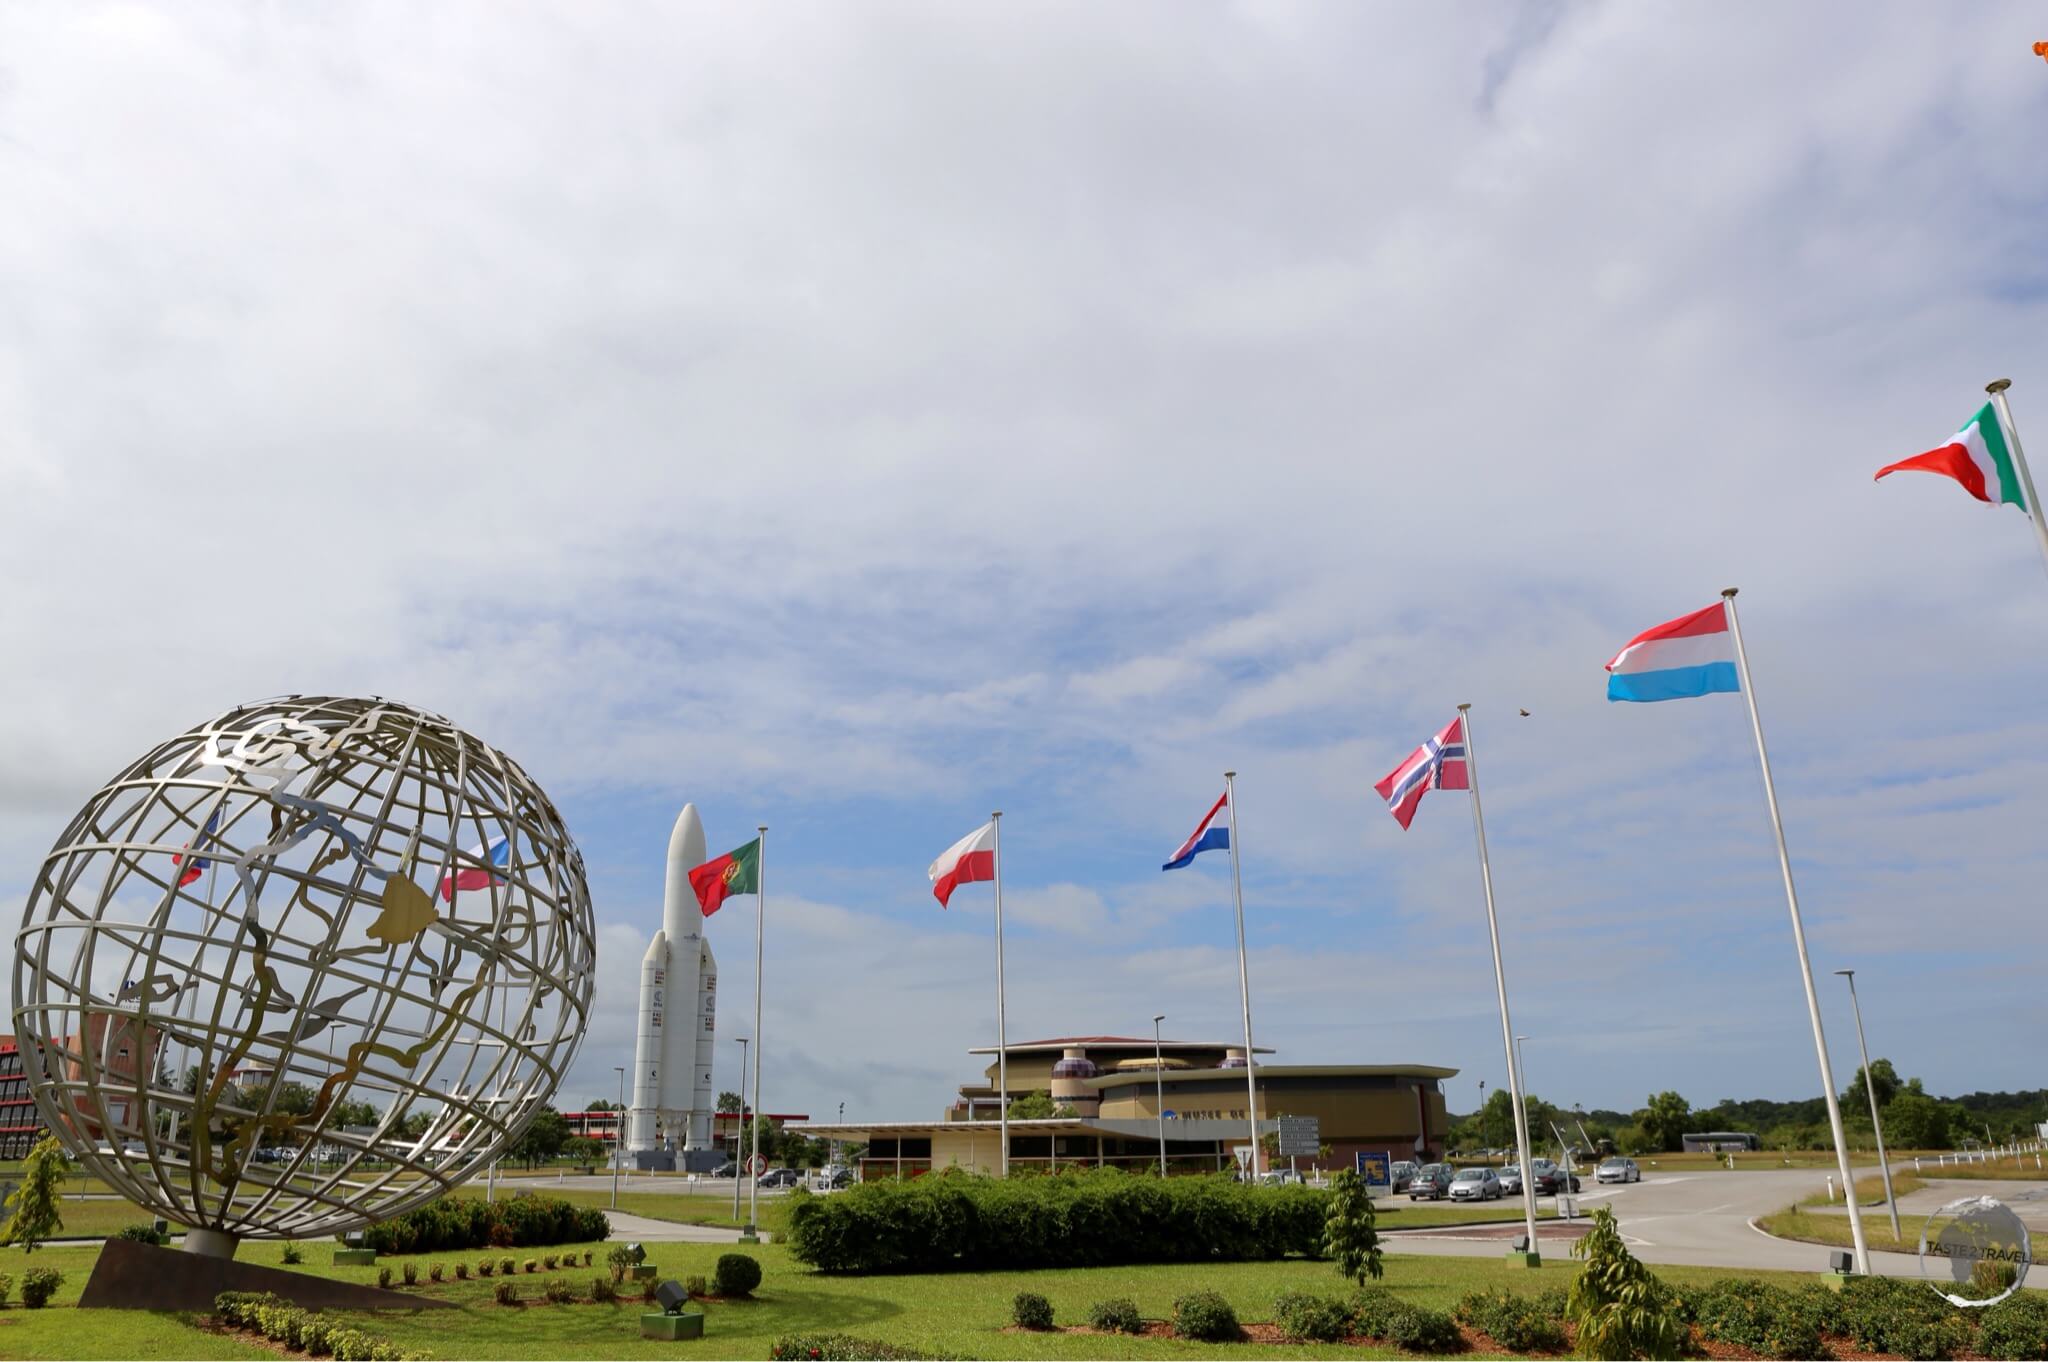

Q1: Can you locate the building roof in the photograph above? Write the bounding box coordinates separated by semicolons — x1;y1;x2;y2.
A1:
1088;1063;1458;1090
967;1038;1276;1055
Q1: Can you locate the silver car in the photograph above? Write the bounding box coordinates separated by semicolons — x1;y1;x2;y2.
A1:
1497;1163;1524;1194
1448;1166;1502;1201
1596;1157;1640;1184
1389;1160;1418;1192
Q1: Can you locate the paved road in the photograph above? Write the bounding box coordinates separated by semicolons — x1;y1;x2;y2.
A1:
1383;1169;1932;1278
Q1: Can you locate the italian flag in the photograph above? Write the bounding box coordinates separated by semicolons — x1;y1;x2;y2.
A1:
1875;402;2027;509
689;839;759;917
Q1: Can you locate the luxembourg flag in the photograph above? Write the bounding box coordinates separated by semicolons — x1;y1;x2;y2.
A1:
1161;791;1229;871
1605;602;1739;703
928;821;996;908
439;834;510;901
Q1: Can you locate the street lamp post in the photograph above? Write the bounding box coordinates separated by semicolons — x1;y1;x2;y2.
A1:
611;1066;625;1210
1478;1079;1487;1155
733;1038;750;1223
1835;969;1901;1240
1152;1014;1168;1179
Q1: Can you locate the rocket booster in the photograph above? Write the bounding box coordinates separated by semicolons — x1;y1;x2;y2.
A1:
627;803;718;1161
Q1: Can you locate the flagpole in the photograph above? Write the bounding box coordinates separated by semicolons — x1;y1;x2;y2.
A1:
1986;380;2048;578
748;824;765;1236
1457;705;1541;1264
1720;589;1872;1276
992;812;1008;1178
1223;772;1261;1177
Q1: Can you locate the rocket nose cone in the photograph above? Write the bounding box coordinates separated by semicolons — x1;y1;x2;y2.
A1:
669;803;707;870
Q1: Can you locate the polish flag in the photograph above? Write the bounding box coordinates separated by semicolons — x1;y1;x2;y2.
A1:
928;822;996;908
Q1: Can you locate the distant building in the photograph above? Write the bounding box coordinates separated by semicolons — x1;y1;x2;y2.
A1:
796;1034;1454;1180
1681;1130;1760;1152
0;1037;45;1158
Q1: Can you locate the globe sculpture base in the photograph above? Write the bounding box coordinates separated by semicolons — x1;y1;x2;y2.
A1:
184;1227;240;1259
79;1237;456;1313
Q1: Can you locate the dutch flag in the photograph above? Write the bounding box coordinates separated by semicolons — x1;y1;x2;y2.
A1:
1162;790;1230;871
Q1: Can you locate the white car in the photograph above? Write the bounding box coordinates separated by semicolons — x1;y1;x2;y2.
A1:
1596;1157;1640;1184
1448;1166;1502;1201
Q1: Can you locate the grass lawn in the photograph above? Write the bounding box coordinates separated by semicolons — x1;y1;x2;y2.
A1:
1755;1205;1930;1256
1795;1169;1924;1209
0;1235;1833;1360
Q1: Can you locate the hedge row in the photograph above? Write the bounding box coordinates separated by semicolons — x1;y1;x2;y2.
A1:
215;1292;426;1360
357;1195;609;1255
767;1335;953;1360
784;1169;1327;1273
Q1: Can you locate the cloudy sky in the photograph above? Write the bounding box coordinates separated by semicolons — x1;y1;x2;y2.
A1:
4;3;2046;1129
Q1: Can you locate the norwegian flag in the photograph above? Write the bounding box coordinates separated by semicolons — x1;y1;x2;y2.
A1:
1373;716;1468;830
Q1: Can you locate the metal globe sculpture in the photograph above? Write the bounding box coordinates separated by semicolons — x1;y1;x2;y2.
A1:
10;696;595;1252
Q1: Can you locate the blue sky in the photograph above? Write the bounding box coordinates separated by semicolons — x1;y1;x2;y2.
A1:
2;2;2046;1127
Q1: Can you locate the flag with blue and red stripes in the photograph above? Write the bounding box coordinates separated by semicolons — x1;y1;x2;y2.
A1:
1161;790;1230;871
173;809;221;888
1374;716;1468;830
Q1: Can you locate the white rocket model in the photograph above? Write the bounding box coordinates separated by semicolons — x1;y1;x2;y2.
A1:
625;804;719;1168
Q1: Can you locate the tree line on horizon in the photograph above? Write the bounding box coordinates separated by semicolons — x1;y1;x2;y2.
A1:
1449;1063;2046;1156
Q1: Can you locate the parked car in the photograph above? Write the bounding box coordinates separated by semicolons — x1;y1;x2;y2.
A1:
1258;1168;1303;1186
708;1162;738;1178
820;1166;854;1190
1407;1164;1454;1200
1389;1160;1419;1192
1448;1166;1502;1201
1596;1157;1640;1184
758;1167;801;1188
1530;1159;1582;1194
1497;1163;1524;1194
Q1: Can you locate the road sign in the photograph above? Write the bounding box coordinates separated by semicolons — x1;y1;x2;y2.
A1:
748;1153;768;1176
1354;1150;1392;1192
1232;1145;1254;1173
1277;1116;1320;1158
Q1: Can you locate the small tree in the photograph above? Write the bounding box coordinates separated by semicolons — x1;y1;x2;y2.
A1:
1566;1205;1684;1359
0;1136;73;1252
1006;1090;1057;1120
1321;1167;1382;1285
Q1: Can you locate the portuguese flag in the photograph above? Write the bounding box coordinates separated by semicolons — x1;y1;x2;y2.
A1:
689;839;759;917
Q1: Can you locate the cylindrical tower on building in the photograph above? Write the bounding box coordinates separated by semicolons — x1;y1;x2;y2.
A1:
1049;1047;1101;1117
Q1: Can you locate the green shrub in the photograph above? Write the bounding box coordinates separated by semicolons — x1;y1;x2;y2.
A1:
1533;1286;1569;1321
606;1243;637;1282
493;1280;519;1306
401;1262;417;1285
591;1276;617;1304
1840;1274;1962;1354
281;1241;304;1265
1351;1286;1405;1338
1086;1297;1143;1334
582;1250;593;1267
376;1266;392;1289
543;1278;575;1304
428;1263;443;1282
115;1223;169;1246
766;1334;950;1360
1566;1207;1684;1360
523;1258;537;1274
0;1272;11;1307
685;1274;709;1299
1322;1167;1382;1287
1011;1291;1054;1330
358;1195;610;1254
785;1168;1326;1273
477;1260;493;1277
641;1276;659;1304
1274;1290;1354;1343
1172;1290;1240;1342
1978;1291;2048;1361
499;1257;515;1277
1389;1306;1465;1354
542;1253;558;1271
715;1252;764;1298
1453;1288;1565;1352
453;1262;467;1280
